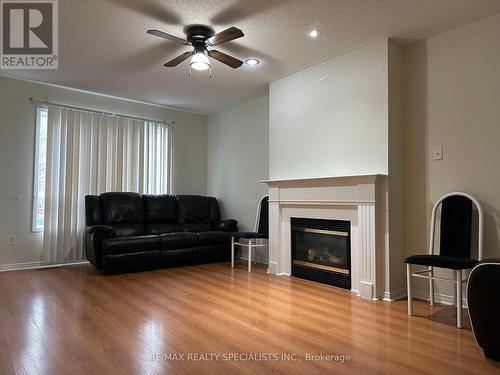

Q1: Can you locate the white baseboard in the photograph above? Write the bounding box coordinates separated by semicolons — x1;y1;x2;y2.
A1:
0;261;43;272
0;260;89;273
383;287;407;302
238;254;269;265
413;289;468;308
267;261;278;274
384;287;468;308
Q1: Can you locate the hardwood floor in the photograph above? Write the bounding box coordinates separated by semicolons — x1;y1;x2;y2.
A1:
0;262;498;375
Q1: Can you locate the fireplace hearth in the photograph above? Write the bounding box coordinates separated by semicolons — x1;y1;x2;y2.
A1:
291;217;351;289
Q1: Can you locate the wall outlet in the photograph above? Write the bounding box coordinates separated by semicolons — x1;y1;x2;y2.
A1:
7;235;16;247
432;145;443;161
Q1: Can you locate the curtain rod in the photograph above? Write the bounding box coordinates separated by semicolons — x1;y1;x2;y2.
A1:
29;97;174;125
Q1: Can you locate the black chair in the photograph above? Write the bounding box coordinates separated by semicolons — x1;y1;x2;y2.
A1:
231;196;269;272
467;259;500;361
405;192;483;328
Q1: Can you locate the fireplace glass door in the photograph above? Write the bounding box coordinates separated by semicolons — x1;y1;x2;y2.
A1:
291;218;351;289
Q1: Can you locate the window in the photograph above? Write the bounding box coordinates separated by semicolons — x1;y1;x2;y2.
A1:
33;107;48;232
32;105;172;235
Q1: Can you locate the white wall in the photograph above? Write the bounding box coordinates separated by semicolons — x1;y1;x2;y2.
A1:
269;39;389;180
207;96;269;262
404;14;500;302
0;76;207;267
268;39;407;297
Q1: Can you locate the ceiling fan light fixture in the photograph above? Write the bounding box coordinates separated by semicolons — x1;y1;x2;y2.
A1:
245;58;260;66
308;29;320;38
190;51;210;71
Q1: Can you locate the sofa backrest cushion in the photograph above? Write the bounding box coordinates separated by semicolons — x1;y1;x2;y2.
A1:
177;195;213;232
98;192;144;238
143;195;183;234
143;195;177;223
208;197;221;229
100;192;145;224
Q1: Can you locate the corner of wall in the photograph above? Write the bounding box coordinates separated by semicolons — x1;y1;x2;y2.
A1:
387;39;407;296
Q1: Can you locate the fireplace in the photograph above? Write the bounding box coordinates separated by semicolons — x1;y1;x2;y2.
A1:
291;217;351;289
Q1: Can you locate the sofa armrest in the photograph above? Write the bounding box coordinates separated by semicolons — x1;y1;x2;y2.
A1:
215;219;238;232
87;225;116;235
85;226;116;269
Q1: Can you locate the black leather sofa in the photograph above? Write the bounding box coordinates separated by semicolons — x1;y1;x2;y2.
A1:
467;259;500;361
84;192;237;273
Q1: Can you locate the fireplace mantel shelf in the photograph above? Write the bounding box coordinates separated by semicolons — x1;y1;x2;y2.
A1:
267;199;376;205
260;173;386;186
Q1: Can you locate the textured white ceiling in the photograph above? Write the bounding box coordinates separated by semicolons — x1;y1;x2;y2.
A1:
2;0;500;114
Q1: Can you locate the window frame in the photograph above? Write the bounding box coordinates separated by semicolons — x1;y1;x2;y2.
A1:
30;105;174;232
32;106;47;233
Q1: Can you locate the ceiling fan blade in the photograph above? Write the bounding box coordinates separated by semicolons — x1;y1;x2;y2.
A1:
164;51;192;67
208;50;243;69
208;27;244;46
147;29;189;45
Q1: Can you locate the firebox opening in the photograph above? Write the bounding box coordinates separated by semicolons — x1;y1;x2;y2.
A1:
291;218;351;290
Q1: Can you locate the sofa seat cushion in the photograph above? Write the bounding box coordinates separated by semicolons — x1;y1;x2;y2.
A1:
198;231;231;246
102;235;161;255
110;223;145;237
146;223;184;235
182;223;211;232
161;232;198;250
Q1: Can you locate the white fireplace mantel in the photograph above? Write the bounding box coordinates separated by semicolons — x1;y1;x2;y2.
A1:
261;174;387;300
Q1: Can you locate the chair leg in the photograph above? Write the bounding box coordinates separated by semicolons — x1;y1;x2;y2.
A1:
456;269;463;329
407;263;413;316
429;267;435;306
248;240;253;272
253;241;257;264
453;271;457;306
231;237;235;268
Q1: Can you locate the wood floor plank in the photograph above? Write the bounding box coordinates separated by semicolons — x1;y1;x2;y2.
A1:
0;263;499;375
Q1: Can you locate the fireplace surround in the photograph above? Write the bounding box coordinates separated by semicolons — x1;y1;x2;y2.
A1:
262;174;387;300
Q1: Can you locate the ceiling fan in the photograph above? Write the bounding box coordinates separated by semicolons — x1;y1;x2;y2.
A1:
147;25;245;74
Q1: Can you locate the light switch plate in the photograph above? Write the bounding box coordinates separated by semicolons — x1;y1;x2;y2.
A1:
7;235;16;246
432;145;443;161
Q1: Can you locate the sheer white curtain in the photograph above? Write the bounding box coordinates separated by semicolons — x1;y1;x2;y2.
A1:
42;106;171;264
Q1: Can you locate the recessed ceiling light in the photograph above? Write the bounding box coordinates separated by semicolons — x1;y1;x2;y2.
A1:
245;58;260;66
308;29;320;38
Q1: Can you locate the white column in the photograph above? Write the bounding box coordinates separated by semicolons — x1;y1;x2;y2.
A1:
358;203;377;299
267;186;280;275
